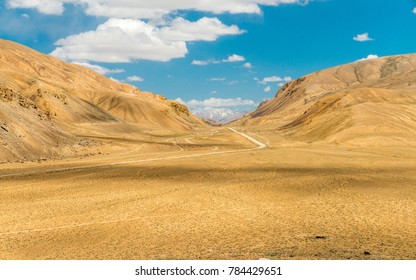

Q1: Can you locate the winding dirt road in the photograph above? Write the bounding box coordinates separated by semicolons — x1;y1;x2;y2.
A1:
0;128;266;179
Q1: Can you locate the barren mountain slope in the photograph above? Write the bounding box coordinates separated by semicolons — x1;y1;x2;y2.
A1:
237;54;416;146
0;39;204;162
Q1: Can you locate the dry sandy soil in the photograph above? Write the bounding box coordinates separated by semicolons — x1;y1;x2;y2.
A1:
1;127;415;260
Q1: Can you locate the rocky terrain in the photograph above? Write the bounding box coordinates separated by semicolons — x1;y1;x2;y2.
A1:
0;39;204;162
236;54;416;146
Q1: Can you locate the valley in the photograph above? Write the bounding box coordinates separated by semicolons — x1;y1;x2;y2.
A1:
1;39;416;260
1;126;415;259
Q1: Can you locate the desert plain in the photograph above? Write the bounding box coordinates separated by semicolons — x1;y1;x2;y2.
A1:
1;125;415;260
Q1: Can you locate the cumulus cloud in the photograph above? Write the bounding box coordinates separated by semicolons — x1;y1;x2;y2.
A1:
175;97;257;108
159;17;244;42
357;54;379;62
127;75;144;82
353;32;374;42
264;86;272;92
7;0;65;15
413;7;416;14
259;76;292;84
7;0;310;18
223;54;245;63
72;62;124;75
51;18;243;63
11;1;309;64
243;62;253;69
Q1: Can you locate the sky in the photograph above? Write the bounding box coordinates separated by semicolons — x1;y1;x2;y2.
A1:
1;0;416;117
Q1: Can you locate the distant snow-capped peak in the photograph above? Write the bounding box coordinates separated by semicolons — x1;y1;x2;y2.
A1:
193;108;248;124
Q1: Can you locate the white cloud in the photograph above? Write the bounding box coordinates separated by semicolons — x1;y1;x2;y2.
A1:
413;7;416;14
7;0;309;18
210;90;217;94
109;77;120;82
21;13;29;18
260;76;292;84
72;62;124;75
51;17;243;63
159;17;245;42
209;78;226;81
127;75;144;82
264;86;272;92
192;55;247;66
357;54;379;62
176;97;257;108
16;1;307;64
191;60;209;66
223;54;245;63
7;0;65;15
353;32;374;42
191;59;221;66
243;62;253;69
175;98;186;104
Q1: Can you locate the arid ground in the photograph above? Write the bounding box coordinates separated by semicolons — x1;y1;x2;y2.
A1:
1;127;415;260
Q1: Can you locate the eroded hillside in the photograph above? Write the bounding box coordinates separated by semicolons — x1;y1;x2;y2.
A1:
237;54;416;146
0;39;204;162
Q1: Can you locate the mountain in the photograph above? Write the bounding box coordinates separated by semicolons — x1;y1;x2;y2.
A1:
236;54;416;146
0;39;204;162
194;108;249;124
200;118;222;127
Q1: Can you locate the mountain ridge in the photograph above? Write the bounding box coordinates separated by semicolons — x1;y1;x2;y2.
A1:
0;39;204;162
235;54;416;146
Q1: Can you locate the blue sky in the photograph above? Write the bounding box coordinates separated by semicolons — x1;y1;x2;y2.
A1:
1;0;416;115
